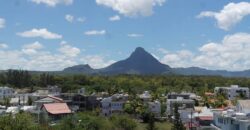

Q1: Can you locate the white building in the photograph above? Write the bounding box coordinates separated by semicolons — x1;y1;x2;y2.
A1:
237;100;250;114
212;100;250;130
148;100;161;117
214;85;249;100
213;110;250;130
167;97;195;123
139;91;151;102
0;87;15;99
101;93;128;116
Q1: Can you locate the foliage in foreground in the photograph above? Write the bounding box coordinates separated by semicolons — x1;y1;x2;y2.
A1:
55;113;139;130
0;113;42;130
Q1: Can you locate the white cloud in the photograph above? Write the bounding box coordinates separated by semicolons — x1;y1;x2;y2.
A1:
128;33;143;37
157;48;168;54
0;18;5;29
77;17;86;23
65;14;74;23
109;15;120;21
17;28;62;39
84;30;106;36
65;15;85;23
96;0;166;17
159;32;250;71
0;44;8;49
22;41;44;55
0;41;116;71
58;42;80;57
80;55;116;69
30;0;73;7
197;2;250;30
160;50;194;68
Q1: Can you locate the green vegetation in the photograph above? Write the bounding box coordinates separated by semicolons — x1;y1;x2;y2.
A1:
0;113;42;130
0;112;173;130
171;103;185;130
2;70;250;96
136;122;172;130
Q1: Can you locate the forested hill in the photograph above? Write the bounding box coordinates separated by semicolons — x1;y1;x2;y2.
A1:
63;47;250;77
3;69;250;95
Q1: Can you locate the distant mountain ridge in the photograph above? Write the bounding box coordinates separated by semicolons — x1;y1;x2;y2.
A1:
63;47;250;77
63;64;95;74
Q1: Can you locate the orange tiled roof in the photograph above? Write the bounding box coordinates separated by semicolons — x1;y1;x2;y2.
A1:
43;103;71;115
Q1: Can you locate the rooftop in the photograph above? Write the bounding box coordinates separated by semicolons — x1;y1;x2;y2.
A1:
43;103;71;115
238;100;250;110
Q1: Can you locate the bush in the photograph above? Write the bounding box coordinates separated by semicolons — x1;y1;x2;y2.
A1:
110;115;137;130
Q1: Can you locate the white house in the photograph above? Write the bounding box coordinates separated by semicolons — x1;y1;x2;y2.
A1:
214;85;249;100
139;91;151;102
167;97;195;116
148;100;161;117
167;97;195;123
236;100;250;114
101;93;128;116
212;109;250;130
0;87;14;99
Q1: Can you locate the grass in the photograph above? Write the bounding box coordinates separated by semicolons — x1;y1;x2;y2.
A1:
136;122;173;130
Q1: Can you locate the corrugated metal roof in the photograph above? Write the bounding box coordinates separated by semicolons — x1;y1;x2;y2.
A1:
43;103;71;115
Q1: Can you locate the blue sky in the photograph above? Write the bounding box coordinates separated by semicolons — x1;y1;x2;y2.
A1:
0;0;250;71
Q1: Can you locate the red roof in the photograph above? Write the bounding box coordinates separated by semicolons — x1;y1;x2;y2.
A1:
43;103;71;115
198;116;213;121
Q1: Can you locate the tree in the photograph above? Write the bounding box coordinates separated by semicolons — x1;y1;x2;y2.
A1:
110;115;137;130
27;96;33;106
171;103;185;130
146;112;157;130
3;97;10;107
0;113;42;130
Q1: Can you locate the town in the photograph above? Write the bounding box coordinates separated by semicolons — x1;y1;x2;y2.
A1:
1;77;250;130
1;0;250;130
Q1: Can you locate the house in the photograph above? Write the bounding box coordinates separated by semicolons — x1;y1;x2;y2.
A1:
167;97;195;122
186;107;214;130
139;91;151;102
40;103;72;122
0;87;15;99
12;93;33;106
167;92;201;101
47;85;62;96
214;85;249;100
34;96;64;110
32;85;62;101
167;92;191;99
212;109;250;130
10;98;22;106
236;100;250;114
71;94;100;111
148;100;161;117
101;93;128;116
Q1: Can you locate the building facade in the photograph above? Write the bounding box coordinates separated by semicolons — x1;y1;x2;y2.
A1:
214;85;249;100
0;87;14;99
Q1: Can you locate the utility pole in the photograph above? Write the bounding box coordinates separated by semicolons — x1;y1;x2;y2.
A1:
190;110;193;130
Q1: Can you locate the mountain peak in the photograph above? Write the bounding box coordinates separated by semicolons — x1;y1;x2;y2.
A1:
102;47;171;74
135;47;145;52
63;64;94;73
